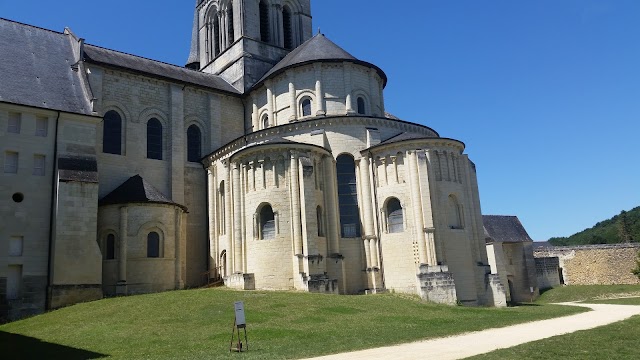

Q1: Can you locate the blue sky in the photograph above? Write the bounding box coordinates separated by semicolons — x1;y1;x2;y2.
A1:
2;1;639;240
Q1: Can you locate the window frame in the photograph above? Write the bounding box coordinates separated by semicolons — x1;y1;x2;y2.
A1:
103;110;123;155
258;204;276;240
146;118;163;160
187;124;202;163
7;112;21;134
336;154;361;238
386;197;404;233
147;231;161;258
4;151;18;174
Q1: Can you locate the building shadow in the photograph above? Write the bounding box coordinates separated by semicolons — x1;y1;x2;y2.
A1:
0;331;107;359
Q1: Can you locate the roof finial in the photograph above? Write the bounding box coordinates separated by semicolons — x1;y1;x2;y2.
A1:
317;27;321;35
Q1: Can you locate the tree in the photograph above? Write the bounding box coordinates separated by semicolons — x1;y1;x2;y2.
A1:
632;250;640;279
618;210;633;243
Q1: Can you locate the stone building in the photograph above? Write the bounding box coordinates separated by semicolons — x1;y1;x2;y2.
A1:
484;215;538;303
0;0;505;320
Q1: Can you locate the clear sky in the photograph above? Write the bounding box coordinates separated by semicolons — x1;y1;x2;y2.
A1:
2;0;639;240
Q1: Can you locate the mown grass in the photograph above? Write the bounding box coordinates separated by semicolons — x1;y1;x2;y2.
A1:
536;284;640;303
587;297;640;305
0;288;585;359
468;314;640;360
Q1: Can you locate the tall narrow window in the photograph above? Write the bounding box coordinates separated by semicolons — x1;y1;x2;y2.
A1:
259;0;270;43
317;206;324;237
262;114;270;129
387;198;404;233
105;234;116;260
147;232;160;258
260;204;275;240
219;181;226;234
336;154;360;237
448;195;463;229
213;14;221;56
357;97;366;115
8;112;21;134
187;125;202;162
301;98;312;117
103;110;122;155
147;118;163;160
283;6;293;49
227;5;235;46
33;154;45;176
36;116;48;137
7;265;22;300
4;151;18;174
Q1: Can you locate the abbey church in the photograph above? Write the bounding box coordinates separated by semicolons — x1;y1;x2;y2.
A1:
0;0;508;320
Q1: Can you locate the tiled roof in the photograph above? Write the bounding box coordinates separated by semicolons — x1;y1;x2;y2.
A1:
0;18;93;115
255;33;387;88
99;175;187;211
483;215;533;244
83;44;240;95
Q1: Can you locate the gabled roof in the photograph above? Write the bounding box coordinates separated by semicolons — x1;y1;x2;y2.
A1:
483;215;533;244
255;33;387;89
99;175;187;211
0;18;93;115
83;44;240;95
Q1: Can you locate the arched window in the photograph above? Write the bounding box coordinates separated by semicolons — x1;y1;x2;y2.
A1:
283;6;293;49
259;204;275;240
317;206;324;237
357;97;366;115
259;0;270;43
262;114;270;129
336;154;360;237
301;98;312;117
448;195;463;229
147;118;163;160
147;232;160;258
187;125;202;162
227;5;235;46
105;234;116;260
213;14;221;56
387;198;404;233
103;110;122;155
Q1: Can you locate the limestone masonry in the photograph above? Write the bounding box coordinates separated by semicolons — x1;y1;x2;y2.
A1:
0;0;518;320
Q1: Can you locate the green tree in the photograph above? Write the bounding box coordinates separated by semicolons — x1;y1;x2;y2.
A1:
618;210;633;243
632;250;640;278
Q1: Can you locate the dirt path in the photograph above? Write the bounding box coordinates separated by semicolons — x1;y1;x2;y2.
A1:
305;302;640;360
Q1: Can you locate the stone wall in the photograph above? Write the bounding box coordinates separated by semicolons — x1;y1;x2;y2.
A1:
535;256;561;290
534;244;640;286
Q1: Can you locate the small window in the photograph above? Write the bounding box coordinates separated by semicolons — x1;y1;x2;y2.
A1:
357;97;366;115
4;151;18;174
8;112;21;134
36;116;48;137
147;232;160;258
9;236;24;257
260;205;275;240
105;234;116;260
301;98;312;117
259;0;270;43
187;125;202;162
103;110;122;155
33;154;45;176
147;118;163;160
387;198;404;233
262;114;270;129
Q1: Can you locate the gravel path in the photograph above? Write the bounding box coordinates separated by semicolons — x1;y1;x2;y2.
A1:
305;302;640;360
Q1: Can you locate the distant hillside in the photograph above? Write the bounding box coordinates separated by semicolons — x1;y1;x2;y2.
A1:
549;206;640;246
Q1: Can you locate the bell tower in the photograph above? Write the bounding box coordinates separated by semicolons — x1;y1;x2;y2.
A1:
186;0;313;93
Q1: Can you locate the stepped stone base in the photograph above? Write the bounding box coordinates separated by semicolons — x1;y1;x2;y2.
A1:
225;273;256;290
307;274;339;294
416;265;457;305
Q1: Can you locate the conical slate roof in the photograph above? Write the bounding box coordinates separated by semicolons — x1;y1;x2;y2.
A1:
255;33;387;88
99;175;187;211
185;0;201;69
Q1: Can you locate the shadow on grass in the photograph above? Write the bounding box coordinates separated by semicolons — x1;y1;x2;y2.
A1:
0;331;107;359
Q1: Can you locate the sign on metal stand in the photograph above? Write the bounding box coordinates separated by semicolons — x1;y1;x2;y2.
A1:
229;301;248;352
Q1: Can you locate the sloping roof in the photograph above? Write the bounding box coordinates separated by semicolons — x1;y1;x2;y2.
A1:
99;175;187;211
185;0;201;69
0;19;93;115
83;44;240;95
483;215;533;244
255;33;387;88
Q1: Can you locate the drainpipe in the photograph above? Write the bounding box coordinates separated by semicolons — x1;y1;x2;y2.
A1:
45;111;61;311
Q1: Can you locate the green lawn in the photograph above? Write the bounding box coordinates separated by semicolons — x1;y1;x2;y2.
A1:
587;297;640;306
0;288;585;360
536;284;640;303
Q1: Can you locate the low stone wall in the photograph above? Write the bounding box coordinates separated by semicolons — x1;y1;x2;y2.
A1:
535;256;561;289
534;244;640;286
